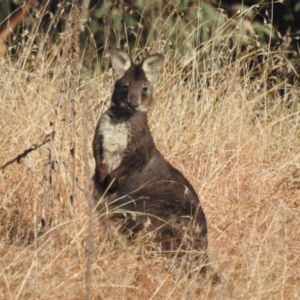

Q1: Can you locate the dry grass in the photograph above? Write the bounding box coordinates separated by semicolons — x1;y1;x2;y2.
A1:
1;27;300;300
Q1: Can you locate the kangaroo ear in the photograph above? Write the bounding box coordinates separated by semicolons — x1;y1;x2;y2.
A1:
142;53;164;84
110;48;132;79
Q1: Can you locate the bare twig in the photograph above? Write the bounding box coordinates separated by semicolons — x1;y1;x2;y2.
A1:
0;134;51;171
83;99;94;300
68;2;82;206
67;3;94;300
0;0;37;57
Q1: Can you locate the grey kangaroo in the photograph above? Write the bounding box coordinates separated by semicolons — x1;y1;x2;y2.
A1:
93;49;208;266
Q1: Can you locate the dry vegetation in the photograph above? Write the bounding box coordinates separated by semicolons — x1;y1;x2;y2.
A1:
1;9;300;300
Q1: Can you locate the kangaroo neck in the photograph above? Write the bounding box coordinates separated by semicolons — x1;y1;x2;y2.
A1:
107;105;147;124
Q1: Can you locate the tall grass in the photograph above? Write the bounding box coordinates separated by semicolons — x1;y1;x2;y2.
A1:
0;3;299;299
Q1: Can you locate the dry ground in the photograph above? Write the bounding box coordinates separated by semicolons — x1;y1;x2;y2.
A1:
0;49;299;300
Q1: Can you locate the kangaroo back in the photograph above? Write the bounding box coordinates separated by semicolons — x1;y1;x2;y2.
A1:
93;49;208;271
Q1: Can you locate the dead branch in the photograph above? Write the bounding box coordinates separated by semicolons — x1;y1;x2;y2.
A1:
0;0;37;57
0;134;51;171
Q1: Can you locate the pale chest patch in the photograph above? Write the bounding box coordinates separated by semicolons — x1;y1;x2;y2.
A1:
98;113;130;173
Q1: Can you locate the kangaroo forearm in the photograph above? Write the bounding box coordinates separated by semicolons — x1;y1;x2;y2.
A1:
94;154;107;183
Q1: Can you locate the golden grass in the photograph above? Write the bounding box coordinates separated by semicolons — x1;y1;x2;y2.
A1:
0;42;300;300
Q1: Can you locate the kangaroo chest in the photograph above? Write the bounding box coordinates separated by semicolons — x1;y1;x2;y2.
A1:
98;113;130;173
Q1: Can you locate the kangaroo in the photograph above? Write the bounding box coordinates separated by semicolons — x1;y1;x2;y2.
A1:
93;49;208;265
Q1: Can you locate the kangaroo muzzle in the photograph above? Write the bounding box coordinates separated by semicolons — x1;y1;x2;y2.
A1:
127;102;139;110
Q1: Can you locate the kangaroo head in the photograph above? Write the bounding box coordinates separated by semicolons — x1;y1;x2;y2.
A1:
110;49;164;113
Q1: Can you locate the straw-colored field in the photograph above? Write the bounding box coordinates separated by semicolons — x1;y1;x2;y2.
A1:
0;15;300;299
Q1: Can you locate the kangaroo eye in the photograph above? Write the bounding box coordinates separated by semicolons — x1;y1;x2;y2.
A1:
142;86;149;93
122;84;129;92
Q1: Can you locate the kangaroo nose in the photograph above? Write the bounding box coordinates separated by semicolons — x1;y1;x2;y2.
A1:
127;102;139;110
